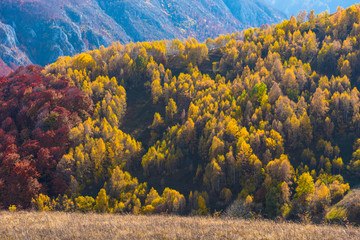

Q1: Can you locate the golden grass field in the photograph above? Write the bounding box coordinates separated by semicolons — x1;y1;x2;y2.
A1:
0;211;359;240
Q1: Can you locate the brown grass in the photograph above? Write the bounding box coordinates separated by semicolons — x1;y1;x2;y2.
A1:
0;211;359;240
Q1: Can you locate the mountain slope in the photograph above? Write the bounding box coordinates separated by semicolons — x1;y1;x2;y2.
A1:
0;0;130;68
0;0;285;75
0;21;31;71
97;0;285;42
223;0;285;26
264;0;360;17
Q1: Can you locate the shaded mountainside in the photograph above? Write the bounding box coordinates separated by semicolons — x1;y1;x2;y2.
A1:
97;0;285;42
0;0;130;67
0;21;31;71
264;0;360;17
223;0;284;26
0;0;285;75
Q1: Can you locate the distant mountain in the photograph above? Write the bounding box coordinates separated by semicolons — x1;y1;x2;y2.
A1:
264;0;360;17
97;0;285;42
223;0;285;26
0;0;131;67
0;0;285;75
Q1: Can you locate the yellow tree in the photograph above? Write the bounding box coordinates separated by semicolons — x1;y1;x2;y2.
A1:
296;172;315;203
165;98;178;124
151;69;163;104
95;188;109;213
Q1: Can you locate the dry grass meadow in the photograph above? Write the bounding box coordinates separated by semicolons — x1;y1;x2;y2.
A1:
0;211;359;240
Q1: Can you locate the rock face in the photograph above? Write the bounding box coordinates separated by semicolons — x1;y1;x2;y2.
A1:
0;21;31;68
0;0;130;67
0;57;12;76
264;0;359;17
0;0;285;75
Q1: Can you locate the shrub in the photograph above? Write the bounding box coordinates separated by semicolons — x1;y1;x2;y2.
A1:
226;199;253;219
9;205;16;212
325;207;347;224
75;196;95;213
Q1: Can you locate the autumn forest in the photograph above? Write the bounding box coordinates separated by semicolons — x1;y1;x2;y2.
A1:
2;5;360;225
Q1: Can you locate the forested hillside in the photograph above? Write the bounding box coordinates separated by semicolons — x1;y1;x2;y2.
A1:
2;4;360;224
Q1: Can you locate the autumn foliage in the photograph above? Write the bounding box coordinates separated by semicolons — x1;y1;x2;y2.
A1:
3;4;360;224
0;65;93;208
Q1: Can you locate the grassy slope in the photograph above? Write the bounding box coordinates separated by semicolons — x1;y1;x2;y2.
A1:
1;212;359;239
